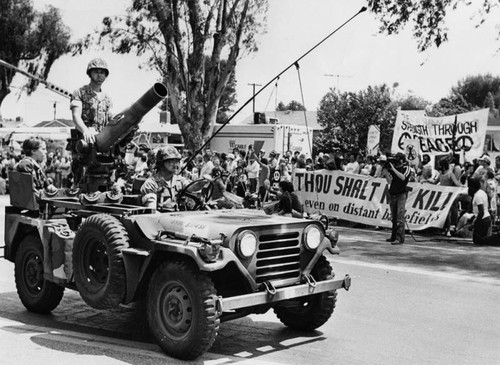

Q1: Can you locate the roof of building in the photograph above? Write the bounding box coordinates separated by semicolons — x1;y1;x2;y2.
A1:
239;110;320;129
33;119;74;128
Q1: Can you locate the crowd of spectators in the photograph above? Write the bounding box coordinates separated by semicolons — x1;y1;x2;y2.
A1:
0;147;74;194
330;151;499;240
125;144;306;209
2;138;499;240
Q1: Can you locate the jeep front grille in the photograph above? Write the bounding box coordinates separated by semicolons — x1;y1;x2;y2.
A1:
255;231;301;284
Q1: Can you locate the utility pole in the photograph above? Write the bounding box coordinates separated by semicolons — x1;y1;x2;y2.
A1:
248;83;262;113
52;101;58;120
324;74;352;90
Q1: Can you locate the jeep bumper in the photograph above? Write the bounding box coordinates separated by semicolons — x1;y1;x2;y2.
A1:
220;274;351;311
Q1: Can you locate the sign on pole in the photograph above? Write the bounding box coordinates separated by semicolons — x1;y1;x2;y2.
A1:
366;125;380;156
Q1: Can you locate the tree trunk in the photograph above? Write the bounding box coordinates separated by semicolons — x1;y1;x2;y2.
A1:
0;87;10;111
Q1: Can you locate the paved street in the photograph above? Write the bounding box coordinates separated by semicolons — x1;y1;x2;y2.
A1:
1;196;499;364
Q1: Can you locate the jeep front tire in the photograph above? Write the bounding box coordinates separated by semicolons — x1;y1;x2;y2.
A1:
147;260;220;360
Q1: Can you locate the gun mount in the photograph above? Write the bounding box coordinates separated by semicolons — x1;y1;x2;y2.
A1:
70;83;168;193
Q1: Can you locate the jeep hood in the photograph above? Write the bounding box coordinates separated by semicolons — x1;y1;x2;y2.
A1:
132;209;304;240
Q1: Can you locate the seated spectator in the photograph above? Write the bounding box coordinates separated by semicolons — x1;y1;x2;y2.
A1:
276;180;304;217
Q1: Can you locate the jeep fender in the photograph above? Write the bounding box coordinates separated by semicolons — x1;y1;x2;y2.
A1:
4;211;74;284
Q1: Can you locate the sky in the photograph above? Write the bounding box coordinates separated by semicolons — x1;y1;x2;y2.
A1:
1;0;500;126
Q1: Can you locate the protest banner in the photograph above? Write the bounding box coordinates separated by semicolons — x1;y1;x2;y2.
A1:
391;109;489;160
293;169;467;231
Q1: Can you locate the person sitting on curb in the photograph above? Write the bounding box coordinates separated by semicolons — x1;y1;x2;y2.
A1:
275;180;304;218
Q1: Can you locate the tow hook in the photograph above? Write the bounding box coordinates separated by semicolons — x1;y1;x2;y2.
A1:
263;281;277;296
343;274;351;291
303;274;317;288
215;295;223;316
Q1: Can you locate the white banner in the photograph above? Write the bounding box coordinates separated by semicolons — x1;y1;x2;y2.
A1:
293;169;467;231
391;109;489;160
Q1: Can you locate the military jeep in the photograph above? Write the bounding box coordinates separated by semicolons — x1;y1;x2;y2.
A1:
2;83;350;360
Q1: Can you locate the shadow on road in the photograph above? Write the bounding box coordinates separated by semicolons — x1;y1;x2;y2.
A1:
0;289;327;363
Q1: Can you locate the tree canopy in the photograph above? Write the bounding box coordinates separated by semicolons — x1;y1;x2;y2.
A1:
452;74;500;109
276;100;306;111
74;0;268;150
316;84;398;155
0;0;71;108
368;0;500;51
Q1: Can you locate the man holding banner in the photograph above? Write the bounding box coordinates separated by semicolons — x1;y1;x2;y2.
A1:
385;152;411;245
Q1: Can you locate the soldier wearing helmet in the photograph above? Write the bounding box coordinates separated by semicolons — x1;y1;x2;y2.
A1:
70;58;113;144
69;58;114;187
140;146;191;210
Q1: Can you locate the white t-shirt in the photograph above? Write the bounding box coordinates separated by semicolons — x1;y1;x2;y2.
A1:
344;161;360;174
472;189;491;218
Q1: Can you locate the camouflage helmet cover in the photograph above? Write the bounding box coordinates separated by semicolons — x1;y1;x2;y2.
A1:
86;58;109;76
156;145;182;163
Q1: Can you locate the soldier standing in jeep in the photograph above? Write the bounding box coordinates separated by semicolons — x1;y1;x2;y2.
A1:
69;58;114;187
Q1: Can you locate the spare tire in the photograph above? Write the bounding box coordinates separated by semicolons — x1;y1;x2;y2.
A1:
73;214;129;309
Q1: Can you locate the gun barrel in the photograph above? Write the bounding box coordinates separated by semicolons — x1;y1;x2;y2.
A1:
95;82;168;153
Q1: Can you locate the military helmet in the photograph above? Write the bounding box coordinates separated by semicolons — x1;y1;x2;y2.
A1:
86;58;109;77
156;145;182;163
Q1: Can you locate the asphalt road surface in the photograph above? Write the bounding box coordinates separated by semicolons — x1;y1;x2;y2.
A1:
1;196;499;364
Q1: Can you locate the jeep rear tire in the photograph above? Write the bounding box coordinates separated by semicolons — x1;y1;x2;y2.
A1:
147;260;220;360
73;214;129;309
274;255;337;331
15;234;64;314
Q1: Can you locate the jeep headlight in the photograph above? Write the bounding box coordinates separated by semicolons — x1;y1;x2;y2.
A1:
303;225;322;250
237;231;257;258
